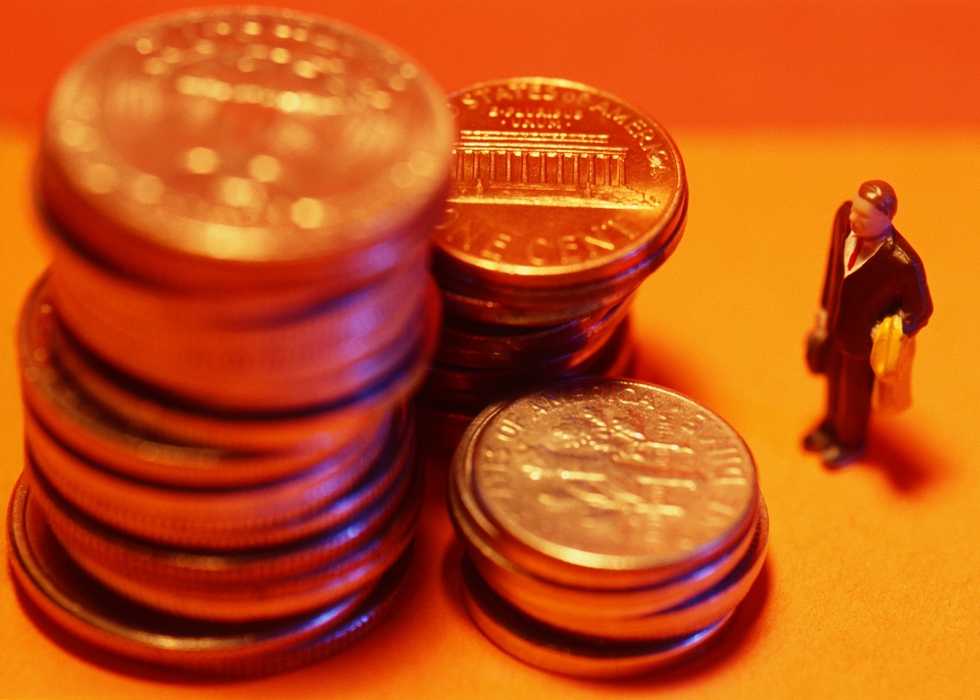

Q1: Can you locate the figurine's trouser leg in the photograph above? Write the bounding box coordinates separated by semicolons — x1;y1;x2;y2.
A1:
824;344;874;449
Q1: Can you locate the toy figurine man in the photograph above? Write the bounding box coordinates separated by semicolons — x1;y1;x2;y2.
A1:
804;180;932;466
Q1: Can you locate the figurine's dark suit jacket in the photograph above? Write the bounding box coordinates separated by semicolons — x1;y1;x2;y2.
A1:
809;201;933;448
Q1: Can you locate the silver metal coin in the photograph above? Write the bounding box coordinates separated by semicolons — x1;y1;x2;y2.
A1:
30;454;424;621
452;378;760;590
7;477;414;675
460;554;731;680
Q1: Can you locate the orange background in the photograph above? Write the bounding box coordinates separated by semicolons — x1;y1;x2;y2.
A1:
2;1;979;698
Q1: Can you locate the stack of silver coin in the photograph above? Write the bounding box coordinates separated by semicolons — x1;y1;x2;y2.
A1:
416;77;688;455
8;8;453;675
448;378;768;679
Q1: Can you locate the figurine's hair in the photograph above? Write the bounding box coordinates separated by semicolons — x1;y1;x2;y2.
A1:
857;180;897;219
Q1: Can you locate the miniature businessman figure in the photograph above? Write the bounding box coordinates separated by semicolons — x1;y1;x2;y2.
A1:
804;180;933;466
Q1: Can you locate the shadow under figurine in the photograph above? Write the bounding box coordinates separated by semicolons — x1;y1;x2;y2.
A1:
804;180;933;467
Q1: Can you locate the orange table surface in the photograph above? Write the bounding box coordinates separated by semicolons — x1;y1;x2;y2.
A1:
2;1;980;698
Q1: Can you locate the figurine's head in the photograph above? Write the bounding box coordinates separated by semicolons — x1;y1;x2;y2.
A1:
850;180;896;240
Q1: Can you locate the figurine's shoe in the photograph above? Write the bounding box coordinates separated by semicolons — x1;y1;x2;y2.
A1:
803;424;835;452
821;441;864;468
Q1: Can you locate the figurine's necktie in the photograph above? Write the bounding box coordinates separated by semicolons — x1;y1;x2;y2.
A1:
847;240;864;271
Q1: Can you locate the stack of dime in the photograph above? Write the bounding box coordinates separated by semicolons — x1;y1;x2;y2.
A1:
8;8;453;675
448;378;768;679
417;78;688;455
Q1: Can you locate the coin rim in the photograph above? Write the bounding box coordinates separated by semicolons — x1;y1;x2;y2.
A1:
460;553;732;680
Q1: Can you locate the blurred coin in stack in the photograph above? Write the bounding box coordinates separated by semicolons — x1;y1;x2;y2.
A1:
8;7;454;675
417;78;687;455
448;378;768;679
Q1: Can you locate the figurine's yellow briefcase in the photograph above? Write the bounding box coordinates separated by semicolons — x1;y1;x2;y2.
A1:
870;314;916;414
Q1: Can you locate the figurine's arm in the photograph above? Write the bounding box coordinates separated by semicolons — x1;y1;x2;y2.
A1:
897;242;933;337
807;202;851;374
819;201;851;313
806;312;829;374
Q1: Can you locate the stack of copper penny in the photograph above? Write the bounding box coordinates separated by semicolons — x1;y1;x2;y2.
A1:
416;78;688;455
448;378;768;679
8;8;453;675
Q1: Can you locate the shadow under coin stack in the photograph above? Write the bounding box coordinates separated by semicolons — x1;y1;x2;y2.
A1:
448;378;768;679
8;9;453;675
416;78;688;456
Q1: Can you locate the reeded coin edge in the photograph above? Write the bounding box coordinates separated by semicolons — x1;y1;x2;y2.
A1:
483;497;768;641
23;403;414;551
32;277;439;450
27;443;422;588
18;276;394;455
7;476;416;675
454;487;762;626
6;477;364;659
460;554;732;680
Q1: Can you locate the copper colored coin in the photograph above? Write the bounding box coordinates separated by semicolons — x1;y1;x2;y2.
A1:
7;477;416;675
438;268;636;327
39;8;454;293
460;555;732;680
424;315;629;394
433;77;686;293
454;378;759;590
434;191;687;327
436;295;633;369
417;317;632;414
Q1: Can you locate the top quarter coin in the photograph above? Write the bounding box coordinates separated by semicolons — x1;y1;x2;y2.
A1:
433;78;686;291
39;8;454;291
460;378;758;589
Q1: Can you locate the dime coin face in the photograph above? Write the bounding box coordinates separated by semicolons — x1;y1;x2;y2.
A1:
435;78;685;288
468;378;757;581
41;8;453;267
